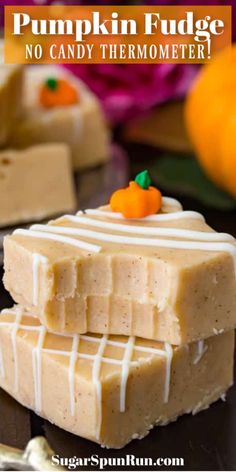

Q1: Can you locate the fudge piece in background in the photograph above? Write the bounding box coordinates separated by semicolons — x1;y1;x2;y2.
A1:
0;49;23;145
9;65;110;170
0;143;76;228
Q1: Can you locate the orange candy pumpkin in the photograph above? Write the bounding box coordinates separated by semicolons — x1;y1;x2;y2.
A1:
185;46;236;198
39;77;78;108
110;170;162;218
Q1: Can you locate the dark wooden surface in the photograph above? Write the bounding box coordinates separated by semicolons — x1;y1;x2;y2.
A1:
1;143;236;471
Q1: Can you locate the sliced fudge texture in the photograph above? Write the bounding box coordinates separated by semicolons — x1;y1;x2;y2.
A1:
0;306;233;449
3;198;236;344
0;57;23;145
9;65;110;170
0;144;76;228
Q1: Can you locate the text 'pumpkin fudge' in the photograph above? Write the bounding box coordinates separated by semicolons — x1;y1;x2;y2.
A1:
3;172;236;344
0;144;76;228
9;65;110;170
0;306;233;448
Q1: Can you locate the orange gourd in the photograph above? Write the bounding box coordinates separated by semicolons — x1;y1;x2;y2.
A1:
39;77;78;108
185;45;236;198
110;170;162;218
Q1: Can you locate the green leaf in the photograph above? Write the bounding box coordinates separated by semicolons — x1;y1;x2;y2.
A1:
135;169;151;189
45;77;58;91
149;154;236;210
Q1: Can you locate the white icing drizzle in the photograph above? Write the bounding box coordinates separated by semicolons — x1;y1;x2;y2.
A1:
69;334;80;417
120;336;135;412
0;312;171;413
66;214;233;242
81;209;204;222
32;326;46;412
14;228;101;253
12;197;236;311
32;254;48;306
164;343;173;403
162;197;183;210
221;393;226;402
11;308;23;393
29;224;236;275
92;335;108;439
193;340;208;365
0;310;213;430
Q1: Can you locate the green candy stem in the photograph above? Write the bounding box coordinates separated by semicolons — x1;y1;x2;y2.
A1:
45;77;58;91
135;170;152;190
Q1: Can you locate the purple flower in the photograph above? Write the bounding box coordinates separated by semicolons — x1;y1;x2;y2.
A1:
63;63;197;124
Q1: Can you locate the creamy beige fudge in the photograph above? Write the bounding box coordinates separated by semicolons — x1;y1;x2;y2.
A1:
9;65;110;170
3;197;236;344
0;144;76;228
0;54;23;145
0;306;233;449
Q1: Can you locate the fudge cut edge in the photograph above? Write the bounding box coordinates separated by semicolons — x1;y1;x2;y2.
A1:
3;233;236;343
0;308;234;448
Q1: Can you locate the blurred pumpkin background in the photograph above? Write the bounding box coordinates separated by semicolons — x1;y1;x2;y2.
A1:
1;0;236;234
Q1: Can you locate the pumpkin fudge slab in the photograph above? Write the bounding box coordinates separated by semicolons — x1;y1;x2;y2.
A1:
0;144;76;228
9;65;110;170
0;307;233;449
3;198;236;344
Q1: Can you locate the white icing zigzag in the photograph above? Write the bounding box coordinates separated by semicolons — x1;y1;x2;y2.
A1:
12;196;236;278
82;209;205;222
0;309;177;439
193;340;208;365
69;334;80;417
162;197;183;210
14;228;101;253
92;335;108;439
120;336;135;412
32;254;48;306
32;326;46;413
164;343;173;403
66;214;233;241
28;224;236;276
11;196;236;315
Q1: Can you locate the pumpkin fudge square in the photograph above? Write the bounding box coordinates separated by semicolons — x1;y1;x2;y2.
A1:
3;173;236;344
0;306;234;449
0;144;76;228
8;65;110;170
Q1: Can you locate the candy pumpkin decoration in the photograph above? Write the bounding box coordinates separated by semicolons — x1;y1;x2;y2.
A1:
39;77;78;108
110;170;162;218
185;46;236;198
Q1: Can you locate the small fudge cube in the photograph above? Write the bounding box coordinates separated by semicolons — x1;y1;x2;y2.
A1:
0;306;233;449
9;65;110;170
3;198;236;344
0;51;23;145
0;144;76;228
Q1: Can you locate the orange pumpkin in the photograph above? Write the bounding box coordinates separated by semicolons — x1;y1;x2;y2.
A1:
110;170;162;218
39;77;78;108
185;46;236;198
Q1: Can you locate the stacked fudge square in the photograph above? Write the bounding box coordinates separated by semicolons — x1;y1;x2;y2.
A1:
0;186;236;449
